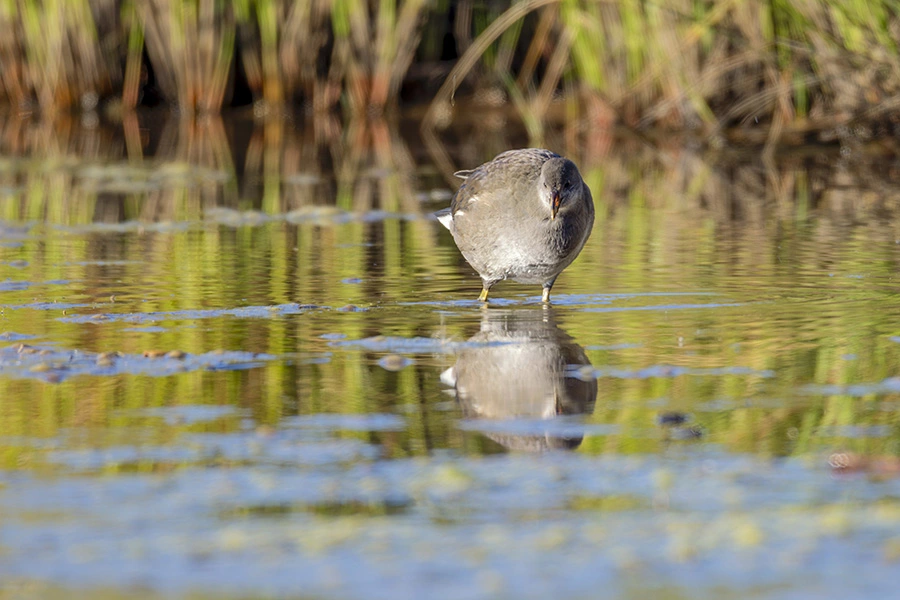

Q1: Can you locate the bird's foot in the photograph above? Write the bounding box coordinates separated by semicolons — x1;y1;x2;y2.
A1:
478;288;490;303
541;288;551;303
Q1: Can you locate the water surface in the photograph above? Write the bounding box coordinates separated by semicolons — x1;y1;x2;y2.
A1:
1;114;900;598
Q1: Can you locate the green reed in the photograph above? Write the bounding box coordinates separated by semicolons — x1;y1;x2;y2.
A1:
0;0;119;113
2;1;900;134
135;0;236;113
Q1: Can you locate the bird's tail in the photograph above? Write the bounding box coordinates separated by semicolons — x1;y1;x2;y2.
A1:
435;208;453;231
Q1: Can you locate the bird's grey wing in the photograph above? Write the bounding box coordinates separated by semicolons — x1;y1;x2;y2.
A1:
449;174;480;216
450;148;559;216
491;148;559;165
449;161;501;216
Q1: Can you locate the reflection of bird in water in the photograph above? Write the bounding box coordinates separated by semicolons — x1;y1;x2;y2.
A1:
440;308;597;451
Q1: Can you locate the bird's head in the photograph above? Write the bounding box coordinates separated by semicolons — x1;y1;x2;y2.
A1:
539;158;583;220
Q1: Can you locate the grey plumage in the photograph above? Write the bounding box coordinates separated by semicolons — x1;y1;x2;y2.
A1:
437;148;595;303
440;308;597;451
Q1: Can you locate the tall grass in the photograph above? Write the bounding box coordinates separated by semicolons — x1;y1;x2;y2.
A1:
136;0;236;113
331;0;428;114
424;0;900;140
0;0;899;138
0;0;121;114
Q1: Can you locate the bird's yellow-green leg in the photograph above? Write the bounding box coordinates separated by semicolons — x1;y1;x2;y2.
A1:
541;277;558;304
478;287;490;302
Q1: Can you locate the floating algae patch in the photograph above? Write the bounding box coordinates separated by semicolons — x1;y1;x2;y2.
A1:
280;413;407;433
73;161;230;193
0;280;30;292
800;377;900;396
331;335;511;354
47;432;383;473
585;342;644;351
219;497;412;519
400;292;727;310
46;445;220;472
50;221;194;235
0;277;79;303
205;206;426;228
457;419;620;440
3;301;91;312
583;365;775;380
814;425;893;439
285;206;353;225
65;259;144;267
0;332;36;342
117;405;245;426
566;494;650;512
319;333;347;341
398;297;527;308
0;222;35;238
583;301;745;313
179;433;383;466
550;291;722;308
121;325;169;333
57;303;323;324
0;343;277;382
300;352;333;365
0;225;34;248
204;207;280;227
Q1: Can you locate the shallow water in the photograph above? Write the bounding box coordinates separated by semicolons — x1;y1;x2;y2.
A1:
2;114;900;598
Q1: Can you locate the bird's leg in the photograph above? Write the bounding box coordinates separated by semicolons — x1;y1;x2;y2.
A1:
541;277;558;304
479;279;500;303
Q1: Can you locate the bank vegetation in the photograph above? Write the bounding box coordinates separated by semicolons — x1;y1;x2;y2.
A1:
1;0;898;142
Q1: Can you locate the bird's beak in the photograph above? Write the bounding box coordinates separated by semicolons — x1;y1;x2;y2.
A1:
550;190;560;220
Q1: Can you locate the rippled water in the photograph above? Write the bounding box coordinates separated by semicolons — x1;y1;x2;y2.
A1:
2;114;900;598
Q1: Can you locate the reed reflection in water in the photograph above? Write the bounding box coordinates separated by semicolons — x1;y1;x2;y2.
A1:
441;307;597;451
2;112;900;598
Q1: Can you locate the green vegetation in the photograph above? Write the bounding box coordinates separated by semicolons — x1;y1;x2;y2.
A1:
1;0;899;136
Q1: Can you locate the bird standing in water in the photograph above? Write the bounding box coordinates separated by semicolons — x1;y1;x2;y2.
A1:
436;149;594;303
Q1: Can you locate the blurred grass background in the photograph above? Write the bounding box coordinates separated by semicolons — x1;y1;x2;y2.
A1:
1;0;899;138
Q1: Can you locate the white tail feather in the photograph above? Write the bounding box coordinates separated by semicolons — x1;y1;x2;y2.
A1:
436;209;453;231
